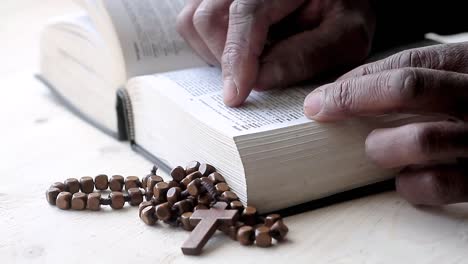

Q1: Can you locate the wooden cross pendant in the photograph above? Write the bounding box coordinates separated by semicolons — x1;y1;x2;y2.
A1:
181;202;239;255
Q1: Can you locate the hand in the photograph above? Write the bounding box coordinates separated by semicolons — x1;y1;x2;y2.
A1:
304;43;468;205
177;0;375;106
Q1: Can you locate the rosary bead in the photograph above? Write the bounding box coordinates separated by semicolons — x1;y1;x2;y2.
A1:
173;200;193;216
208;172;225;184
87;193;101;211
45;187;61;205
220;222;243;241
153;182;170;202
80;177;94;194
215;182;230;194
56;192;72;210
94;174;109;190
71;192;87;210
147;175;163;190
125;176;141;191
51;182;66;192
194;204;208;211
144;187;154;201
128;188;143;206
221;191;239;202
255;226;273;247
167;181;180;189
241;206;258;226
185;161;200;175
197;193;212;206
265;214;282;227
140;206;157;226
155;202;172;221
138;201;154;217
109;175;124;191
167;187;182;205
180;212;194;231
230;201;244;213
141;174;153;189
110;192;125;209
237;226;255;245
171;166;186;182
64;178;80;194
198;163;216;176
187;178;202;196
270;220;289;241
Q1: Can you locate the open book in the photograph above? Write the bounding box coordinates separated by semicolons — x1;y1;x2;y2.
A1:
39;0;437;212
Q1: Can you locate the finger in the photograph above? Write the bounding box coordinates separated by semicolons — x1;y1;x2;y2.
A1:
339;43;468;80
193;0;232;61
396;164;468;205
222;0;306;106
365;121;468;169
304;68;468;121
176;0;218;66
256;13;373;91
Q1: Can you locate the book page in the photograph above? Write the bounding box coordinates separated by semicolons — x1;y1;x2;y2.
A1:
155;67;315;136
100;0;206;77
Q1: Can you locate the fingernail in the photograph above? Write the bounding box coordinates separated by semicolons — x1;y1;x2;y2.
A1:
223;79;239;106
304;89;323;118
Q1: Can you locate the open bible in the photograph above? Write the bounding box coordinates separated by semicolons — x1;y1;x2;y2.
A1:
39;0;436;212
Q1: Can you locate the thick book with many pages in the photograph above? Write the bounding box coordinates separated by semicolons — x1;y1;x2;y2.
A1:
39;0;437;212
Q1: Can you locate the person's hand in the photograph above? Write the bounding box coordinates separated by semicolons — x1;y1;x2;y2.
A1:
177;0;375;106
304;43;468;205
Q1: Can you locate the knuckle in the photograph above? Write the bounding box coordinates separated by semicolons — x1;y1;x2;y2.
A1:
193;8;215;32
392;48;441;69
389;68;423;102
330;80;355;112
222;42;244;71
229;0;260;16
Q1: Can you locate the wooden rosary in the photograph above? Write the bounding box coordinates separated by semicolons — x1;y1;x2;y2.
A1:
45;161;289;255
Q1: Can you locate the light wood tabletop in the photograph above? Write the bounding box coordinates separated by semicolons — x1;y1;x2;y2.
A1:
1;1;468;263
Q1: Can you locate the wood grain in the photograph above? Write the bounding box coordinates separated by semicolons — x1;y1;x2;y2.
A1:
1;1;468;263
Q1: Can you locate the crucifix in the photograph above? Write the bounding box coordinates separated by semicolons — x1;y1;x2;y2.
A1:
181;202;239;255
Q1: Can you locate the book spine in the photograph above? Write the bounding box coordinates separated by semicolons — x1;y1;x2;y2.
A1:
116;88;135;141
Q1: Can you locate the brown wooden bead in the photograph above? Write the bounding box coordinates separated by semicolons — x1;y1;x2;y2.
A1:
155;202;172;221
181;212;195;231
194;204;208;211
128;188;143;206
46;187;61;205
110;192;125;209
197;193;212;206
270;220;288;241
167;181;180;189
56;192;72;210
230;201;244;212
241;206;258;226
94;174;109;190
51;182;66;192
166;187;182;205
140;206;157;225
173;200;193;216
171;166;186;182
71;192;87;210
80;177;94;194
208;172;225;184
109;175;124;191
237;226;255;245
125;176;141;191
221;191;238;202
187;178;202;196
255;226;272;247
87;193;101;211
138;201;154;217
265;214;282;227
144;187;154;201
215;182;230;194
141;174;152;189
185;161;200;175
220;222;243;241
64;178;80;194
198;163;216;176
153;182;170;201
146;175;163;190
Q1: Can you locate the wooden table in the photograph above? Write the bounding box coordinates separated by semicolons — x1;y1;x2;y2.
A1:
1;1;468;263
